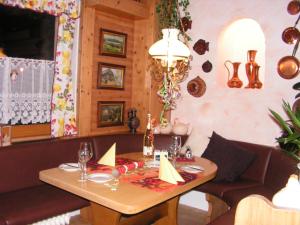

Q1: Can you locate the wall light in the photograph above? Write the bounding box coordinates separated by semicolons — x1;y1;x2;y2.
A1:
148;28;191;124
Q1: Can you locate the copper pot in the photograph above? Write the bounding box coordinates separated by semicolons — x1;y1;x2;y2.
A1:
287;0;300;15
282;27;300;44
277;56;300;79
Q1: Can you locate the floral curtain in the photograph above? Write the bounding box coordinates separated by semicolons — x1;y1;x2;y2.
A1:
0;0;80;137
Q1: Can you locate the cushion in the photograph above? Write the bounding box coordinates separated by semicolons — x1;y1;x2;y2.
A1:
202;132;256;182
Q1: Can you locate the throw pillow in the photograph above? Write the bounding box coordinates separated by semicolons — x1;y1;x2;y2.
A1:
202;132;256;182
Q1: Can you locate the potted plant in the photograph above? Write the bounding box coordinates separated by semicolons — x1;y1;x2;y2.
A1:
269;100;300;161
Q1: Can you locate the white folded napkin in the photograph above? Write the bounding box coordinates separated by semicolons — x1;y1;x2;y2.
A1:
159;154;184;184
97;143;116;166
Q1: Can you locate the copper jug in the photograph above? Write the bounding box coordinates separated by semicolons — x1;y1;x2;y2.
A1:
245;50;258;88
225;60;243;88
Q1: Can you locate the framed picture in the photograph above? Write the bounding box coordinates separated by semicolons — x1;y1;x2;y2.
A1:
99;29;127;57
97;101;124;127
97;63;125;89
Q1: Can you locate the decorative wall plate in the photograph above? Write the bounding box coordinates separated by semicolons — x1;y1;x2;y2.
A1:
187;76;206;97
193;39;209;55
202;60;213;73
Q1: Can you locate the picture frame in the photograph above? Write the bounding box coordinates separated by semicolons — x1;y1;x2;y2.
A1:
99;28;127;57
97;63;125;90
97;101;125;127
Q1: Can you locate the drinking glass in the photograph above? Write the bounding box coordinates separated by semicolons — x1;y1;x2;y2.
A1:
169;136;182;167
78;142;93;181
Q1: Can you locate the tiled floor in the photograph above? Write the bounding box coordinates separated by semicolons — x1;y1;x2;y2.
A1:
70;204;207;225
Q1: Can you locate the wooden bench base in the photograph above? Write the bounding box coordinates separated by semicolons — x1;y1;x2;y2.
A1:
206;194;229;223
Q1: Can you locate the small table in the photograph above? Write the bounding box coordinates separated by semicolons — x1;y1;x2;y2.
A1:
39;152;217;225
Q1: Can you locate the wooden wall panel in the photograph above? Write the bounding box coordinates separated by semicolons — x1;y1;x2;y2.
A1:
77;5;95;136
77;0;161;136
90;11;134;135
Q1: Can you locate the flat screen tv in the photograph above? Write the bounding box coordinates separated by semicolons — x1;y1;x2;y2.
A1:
0;4;56;60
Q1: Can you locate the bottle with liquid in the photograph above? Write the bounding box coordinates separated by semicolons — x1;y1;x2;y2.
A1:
143;113;154;156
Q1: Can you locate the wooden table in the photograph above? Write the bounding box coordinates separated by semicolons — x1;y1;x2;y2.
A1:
39;152;217;225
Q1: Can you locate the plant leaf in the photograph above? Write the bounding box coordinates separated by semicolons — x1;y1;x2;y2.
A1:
269;109;293;135
283;100;300;129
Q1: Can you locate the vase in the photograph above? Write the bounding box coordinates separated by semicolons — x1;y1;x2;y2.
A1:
127;108;140;134
252;65;263;89
225;60;243;88
245;50;258;88
172;118;189;135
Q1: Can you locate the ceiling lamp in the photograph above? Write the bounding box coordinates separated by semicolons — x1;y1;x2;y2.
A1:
148;28;191;125
149;28;190;70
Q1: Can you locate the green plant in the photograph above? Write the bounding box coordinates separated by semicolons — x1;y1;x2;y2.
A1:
269;100;300;161
155;0;191;40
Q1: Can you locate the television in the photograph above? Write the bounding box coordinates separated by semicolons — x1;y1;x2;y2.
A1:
0;4;56;60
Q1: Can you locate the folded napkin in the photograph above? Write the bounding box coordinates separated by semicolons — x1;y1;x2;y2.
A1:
159;154;184;184
97;143;116;167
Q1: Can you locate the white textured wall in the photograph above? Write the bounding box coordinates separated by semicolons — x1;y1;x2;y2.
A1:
174;0;299;156
178;0;299;210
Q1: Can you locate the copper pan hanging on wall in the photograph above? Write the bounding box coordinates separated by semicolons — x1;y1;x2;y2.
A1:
282;27;300;44
277;55;300;79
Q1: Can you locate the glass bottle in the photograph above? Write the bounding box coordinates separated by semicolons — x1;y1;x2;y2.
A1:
143;113;154;156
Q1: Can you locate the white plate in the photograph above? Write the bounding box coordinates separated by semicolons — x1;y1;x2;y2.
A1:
59;163;80;172
87;173;113;183
145;160;160;168
181;165;204;174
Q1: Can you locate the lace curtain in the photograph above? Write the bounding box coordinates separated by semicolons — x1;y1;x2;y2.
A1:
0;57;54;125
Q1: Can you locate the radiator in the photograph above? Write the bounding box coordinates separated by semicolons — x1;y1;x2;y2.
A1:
30;210;80;225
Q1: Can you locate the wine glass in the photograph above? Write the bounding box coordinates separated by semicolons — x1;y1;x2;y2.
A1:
110;168;120;191
78;142;93;182
169;136;182;167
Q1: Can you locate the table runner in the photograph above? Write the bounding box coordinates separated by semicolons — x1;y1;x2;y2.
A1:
87;157;198;192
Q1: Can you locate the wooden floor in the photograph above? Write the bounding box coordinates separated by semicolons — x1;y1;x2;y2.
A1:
70;204;207;225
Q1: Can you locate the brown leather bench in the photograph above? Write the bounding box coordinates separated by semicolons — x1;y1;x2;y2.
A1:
195;140;298;225
0;133;187;225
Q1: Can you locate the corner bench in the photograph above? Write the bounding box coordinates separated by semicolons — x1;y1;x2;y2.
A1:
0;133;187;225
195;140;298;225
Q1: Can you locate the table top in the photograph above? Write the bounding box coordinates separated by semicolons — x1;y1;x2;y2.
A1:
39;152;217;214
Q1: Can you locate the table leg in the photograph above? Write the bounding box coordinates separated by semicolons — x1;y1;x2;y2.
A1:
85;196;179;225
90;202;122;225
154;196;179;225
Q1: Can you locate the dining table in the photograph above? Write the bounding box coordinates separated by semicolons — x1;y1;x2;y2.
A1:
39;152;217;225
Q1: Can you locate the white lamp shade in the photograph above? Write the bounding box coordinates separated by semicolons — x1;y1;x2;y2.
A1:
149;28;190;67
272;175;300;210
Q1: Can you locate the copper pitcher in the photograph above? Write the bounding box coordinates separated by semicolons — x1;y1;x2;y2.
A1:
224;60;243;88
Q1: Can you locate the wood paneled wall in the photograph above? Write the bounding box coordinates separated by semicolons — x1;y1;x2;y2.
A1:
78;0;162;136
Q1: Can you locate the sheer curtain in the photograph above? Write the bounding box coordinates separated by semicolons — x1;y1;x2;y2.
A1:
0;57;54;125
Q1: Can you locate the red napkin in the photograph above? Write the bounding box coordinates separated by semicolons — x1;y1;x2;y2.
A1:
88;157;144;174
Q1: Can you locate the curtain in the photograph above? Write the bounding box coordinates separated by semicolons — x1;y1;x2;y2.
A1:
0;0;80;137
0;57;54;125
